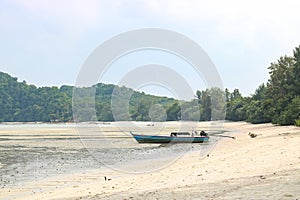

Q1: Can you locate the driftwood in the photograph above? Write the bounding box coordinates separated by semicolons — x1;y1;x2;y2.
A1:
248;132;257;138
210;134;235;140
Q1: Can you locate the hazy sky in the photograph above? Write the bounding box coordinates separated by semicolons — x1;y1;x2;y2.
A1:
1;0;300;98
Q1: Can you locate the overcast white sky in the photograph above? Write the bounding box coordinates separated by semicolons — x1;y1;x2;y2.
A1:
1;0;300;98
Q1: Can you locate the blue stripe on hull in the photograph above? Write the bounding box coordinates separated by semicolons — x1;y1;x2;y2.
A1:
131;133;209;144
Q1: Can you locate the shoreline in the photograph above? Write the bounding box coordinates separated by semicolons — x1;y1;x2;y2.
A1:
1;122;299;199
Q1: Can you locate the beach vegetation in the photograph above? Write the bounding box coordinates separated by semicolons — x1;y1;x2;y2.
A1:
0;45;299;125
295;118;300;126
225;45;300;125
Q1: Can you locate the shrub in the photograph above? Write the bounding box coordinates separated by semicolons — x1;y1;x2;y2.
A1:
295;118;300;127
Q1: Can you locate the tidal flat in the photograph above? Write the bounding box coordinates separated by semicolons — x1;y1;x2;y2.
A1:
0;122;219;190
1;122;299;200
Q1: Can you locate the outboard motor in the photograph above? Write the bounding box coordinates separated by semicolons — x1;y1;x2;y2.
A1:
200;131;207;137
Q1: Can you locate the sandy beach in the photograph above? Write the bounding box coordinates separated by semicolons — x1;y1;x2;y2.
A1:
1;122;300;200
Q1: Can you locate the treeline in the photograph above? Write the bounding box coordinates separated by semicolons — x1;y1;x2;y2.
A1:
0;72;72;122
0;72;178;122
72;84;179;122
225;46;300;126
0;72;227;123
0;46;299;125
177;45;300;126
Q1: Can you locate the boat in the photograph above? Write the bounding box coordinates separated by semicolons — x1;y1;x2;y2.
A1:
130;131;209;144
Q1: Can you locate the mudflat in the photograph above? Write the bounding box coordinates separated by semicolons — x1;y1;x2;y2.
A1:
0;122;299;200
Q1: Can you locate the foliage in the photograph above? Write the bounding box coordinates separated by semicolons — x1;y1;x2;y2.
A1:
196;87;226;121
180;100;200;121
166;102;180;121
265;47;300;125
225;45;300;125
1;45;300;124
0;72;178;122
295;118;300;126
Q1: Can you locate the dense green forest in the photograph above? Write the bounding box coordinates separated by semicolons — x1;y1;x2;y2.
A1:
0;73;178;122
0;45;299;125
225;46;300;126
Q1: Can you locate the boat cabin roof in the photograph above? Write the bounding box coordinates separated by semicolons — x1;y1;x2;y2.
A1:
170;132;190;136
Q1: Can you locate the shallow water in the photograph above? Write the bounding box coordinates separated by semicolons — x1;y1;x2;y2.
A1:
0;123;221;188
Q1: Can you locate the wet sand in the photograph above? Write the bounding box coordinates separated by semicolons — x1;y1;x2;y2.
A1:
1;122;300;200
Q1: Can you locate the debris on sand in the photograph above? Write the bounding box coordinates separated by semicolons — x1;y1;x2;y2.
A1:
248;132;257;138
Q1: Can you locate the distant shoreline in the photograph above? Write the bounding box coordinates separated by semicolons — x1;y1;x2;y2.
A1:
0;120;298;128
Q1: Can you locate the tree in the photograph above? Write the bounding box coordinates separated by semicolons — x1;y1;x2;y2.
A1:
148;104;167;122
209;87;226;120
166;102;180;121
225;88;230;102
266;53;299;125
181;100;200;121
226;98;248;121
196;88;226;121
292;46;300;95
273;96;300;125
231;89;242;100
3;43;300;126
200;90;212;121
